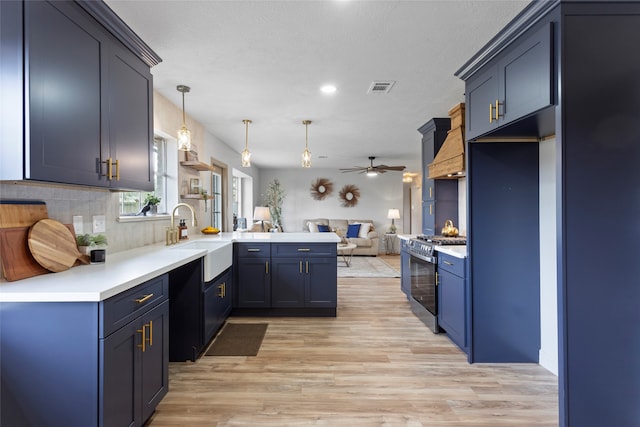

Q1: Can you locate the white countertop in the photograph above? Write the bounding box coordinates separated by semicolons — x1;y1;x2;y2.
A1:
0;232;340;303
434;245;467;258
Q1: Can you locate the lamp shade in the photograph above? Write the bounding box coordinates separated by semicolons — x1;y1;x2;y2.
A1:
387;209;400;220
254;206;271;222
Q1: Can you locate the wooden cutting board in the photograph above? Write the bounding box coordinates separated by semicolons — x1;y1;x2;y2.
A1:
27;219;89;273
0;224;81;281
0;200;48;228
0;226;52;281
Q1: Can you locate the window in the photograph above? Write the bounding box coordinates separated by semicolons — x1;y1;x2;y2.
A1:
119;137;168;215
232;168;253;230
210;170;222;229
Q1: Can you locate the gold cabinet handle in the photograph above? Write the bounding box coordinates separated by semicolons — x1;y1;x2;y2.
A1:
435;272;439;287
135;293;154;304
114;159;120;181
147;321;153;347
429;186;433;199
495;99;502;121
444;260;454;266
247;248;261;252
218;282;225;298
299;261;303;273
429;203;433;215
306;261;309;274
102;158;113;180
297;248;311;252
265;261;269;274
489;103;494;123
137;324;146;352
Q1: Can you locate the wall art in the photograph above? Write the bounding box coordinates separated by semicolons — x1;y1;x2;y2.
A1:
310;178;333;200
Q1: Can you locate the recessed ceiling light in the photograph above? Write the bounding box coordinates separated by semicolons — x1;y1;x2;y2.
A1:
320;85;337;94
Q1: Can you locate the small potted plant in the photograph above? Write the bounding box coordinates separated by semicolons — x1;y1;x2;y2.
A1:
143;193;161;215
76;233;108;256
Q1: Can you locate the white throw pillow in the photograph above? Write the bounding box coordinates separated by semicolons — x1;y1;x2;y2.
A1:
356;222;371;238
307;222;319;232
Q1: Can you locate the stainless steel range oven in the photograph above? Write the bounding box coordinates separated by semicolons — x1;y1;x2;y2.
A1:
407;235;466;333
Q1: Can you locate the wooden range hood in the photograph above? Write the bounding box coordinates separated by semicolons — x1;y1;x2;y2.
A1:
428;103;465;179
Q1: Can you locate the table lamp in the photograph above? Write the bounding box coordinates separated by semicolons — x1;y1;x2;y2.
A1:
253;206;271;232
387;208;400;233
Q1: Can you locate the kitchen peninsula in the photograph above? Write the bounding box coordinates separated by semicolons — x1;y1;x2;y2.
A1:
0;231;339;427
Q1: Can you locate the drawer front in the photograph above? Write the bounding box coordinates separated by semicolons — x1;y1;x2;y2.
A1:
235;243;271;258
272;243;336;258
437;253;466;278
100;274;169;338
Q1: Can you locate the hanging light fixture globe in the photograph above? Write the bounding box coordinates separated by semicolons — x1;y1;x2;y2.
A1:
176;85;191;151
241;119;252;167
301;120;312;168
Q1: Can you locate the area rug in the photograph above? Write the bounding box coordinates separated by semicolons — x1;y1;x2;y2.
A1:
205;323;268;356
337;256;400;278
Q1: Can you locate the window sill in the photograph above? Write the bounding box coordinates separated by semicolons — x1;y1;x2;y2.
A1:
117;214;171;223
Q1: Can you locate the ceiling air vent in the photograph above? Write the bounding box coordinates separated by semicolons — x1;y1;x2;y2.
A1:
367;81;395;94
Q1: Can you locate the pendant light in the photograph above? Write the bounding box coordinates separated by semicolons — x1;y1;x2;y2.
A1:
301;120;312;168
176;85;191;151
241;119;252;167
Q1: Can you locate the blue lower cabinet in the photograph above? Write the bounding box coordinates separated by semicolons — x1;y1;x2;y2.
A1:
271;257;336;308
203;268;232;344
233;242;337;315
437;253;468;354
400;240;411;297
102;300;169;427
0;274;169;427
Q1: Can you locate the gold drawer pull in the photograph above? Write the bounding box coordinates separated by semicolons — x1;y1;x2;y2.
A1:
135;293;154;304
444;260;454;266
247;248;261;252
297;248;311;252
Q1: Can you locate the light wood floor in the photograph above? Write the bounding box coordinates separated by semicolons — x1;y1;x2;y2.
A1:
148;255;558;426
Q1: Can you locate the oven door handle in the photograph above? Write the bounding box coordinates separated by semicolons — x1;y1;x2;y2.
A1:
408;251;437;264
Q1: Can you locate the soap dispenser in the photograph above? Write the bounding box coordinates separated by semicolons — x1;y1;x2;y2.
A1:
178;219;188;240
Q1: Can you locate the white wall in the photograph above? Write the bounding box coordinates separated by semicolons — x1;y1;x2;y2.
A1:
258;168;404;238
539;137;558;375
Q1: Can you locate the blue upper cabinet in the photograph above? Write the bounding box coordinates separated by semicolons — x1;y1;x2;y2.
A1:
0;0;160;191
464;23;554;141
418;118;457;236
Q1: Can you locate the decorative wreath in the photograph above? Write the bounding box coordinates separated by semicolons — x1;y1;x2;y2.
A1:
310;178;333;201
338;184;360;207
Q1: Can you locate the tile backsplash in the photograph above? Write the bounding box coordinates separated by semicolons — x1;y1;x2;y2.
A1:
0;182;170;253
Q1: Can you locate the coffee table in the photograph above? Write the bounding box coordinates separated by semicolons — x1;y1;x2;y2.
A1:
337;242;357;267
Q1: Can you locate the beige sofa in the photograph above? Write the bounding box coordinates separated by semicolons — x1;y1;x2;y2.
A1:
303;218;379;256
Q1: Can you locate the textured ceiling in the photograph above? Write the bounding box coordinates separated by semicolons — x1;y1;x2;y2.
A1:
105;0;529;173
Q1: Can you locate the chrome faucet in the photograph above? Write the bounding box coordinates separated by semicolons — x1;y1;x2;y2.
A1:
166;203;198;245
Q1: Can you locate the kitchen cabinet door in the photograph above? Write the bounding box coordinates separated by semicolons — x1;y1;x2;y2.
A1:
102;300;168;427
106;41;154;191
465;65;499;140
140;301;169;424
26;0;108;187
203;269;232;344
235;257;271;308
271;258;305;307
304;257;337;307
400;240;411;297
438;268;466;351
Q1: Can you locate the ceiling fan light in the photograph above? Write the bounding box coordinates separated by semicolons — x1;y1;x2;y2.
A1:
366;170;378;177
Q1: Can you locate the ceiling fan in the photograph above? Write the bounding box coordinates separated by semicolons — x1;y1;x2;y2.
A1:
340;156;406;176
